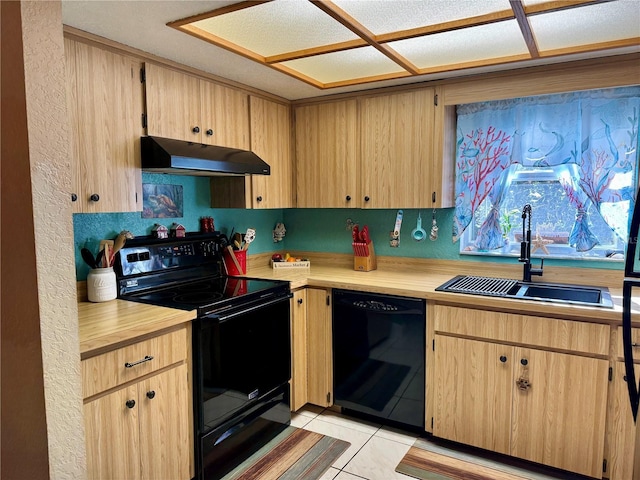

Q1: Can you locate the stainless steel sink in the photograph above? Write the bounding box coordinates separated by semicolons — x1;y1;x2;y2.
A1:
436;275;613;308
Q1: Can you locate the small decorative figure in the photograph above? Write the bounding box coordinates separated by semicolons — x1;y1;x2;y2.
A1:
151;223;168;239
170;223;186;238
273;222;286;243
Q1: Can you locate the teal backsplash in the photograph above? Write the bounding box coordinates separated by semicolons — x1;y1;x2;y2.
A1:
73;173;622;280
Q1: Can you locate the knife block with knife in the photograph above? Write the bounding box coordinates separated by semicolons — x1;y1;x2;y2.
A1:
352;225;377;272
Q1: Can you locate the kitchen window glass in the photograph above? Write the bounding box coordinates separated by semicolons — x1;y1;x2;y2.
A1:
455;86;640;261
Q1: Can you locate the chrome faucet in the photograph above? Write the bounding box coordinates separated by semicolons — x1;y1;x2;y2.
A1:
518;204;544;282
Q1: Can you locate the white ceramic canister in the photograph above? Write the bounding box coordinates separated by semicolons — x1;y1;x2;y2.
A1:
87;267;117;302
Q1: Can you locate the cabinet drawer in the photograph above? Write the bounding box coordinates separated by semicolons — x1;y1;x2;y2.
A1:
616;326;640;361
434;305;608;355
82;327;188;398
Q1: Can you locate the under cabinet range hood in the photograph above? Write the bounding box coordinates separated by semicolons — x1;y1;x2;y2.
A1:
141;136;270;176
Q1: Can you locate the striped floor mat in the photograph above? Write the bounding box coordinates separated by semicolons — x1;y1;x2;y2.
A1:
396;446;530;480
222;426;350;480
396;438;580;480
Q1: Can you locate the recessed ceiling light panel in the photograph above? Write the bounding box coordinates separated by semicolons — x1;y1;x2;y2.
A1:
530;2;640;52
192;1;359;57
280;46;405;84
333;0;512;35
390;19;528;69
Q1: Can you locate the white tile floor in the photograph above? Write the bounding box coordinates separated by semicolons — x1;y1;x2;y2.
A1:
291;405;416;480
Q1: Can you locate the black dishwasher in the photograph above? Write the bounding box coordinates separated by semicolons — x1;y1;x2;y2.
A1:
332;289;425;430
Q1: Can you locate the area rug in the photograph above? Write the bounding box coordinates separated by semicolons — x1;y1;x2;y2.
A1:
222;426;350;480
396;438;571;480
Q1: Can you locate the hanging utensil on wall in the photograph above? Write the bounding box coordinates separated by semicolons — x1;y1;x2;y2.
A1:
412;212;426;242
430;209;439;241
390;210;403;247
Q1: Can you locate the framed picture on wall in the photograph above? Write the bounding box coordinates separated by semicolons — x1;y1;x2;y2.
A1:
142;184;183;218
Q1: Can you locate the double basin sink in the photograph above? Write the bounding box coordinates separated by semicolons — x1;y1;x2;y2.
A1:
436;275;613;309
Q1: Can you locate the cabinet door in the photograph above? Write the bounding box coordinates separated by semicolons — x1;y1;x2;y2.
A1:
360;89;435;209
138;364;190;480
295;100;358;208
291;289;308;411
306;288;332;406
145;63;201;143
511;348;608;478
84;384;140;480
66;39;143;213
433;335;513;454
249;96;293;208
200;80;250;149
606;362;638;480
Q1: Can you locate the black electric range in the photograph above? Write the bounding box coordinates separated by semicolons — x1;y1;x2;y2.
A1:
114;232;292;480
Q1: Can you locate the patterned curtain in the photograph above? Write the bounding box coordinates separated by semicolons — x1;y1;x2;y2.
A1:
454;87;640;252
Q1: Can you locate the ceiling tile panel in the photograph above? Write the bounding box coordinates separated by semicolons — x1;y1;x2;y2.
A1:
530;2;640;52
390;19;529;69
192;0;359;56
280;46;405;84
333;0;512;35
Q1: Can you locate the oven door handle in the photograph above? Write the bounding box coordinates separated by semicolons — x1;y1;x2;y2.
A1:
211;294;292;322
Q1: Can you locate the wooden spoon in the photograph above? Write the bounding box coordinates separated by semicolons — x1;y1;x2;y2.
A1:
110;233;127;265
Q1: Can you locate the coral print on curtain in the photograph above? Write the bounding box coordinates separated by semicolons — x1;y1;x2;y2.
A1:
453;86;640;253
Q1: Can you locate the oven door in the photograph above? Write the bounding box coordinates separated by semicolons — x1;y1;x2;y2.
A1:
194;294;292;478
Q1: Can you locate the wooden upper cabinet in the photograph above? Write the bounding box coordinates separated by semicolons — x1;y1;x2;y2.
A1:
247;96;293;208
144;63;249;149
65;38;143;213
295;100;358;208
210;96;293;209
360;89;435;209
144;63;200;143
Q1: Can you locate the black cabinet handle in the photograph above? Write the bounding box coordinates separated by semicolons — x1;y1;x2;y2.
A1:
89;194;100;202
146;390;156;400
192;126;200;133
71;193;78;202
126;400;136;409
297;298;303;305
206;129;213;136
500;355;507;363
346;195;351;201
124;355;154;368
520;358;528;366
364;196;370;202
256;196;263;202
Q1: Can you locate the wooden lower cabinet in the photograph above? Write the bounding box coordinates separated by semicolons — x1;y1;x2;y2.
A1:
510;347;607;477
433;336;512;455
82;326;192;480
306;288;333;407
291;289;308;411
432;305;609;479
84;364;190;480
607;362;639;480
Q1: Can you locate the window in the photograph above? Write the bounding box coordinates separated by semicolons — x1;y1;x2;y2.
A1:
460;166;629;260
454;87;640;262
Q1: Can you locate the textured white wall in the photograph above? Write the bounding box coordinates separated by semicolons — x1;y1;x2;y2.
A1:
21;1;86;478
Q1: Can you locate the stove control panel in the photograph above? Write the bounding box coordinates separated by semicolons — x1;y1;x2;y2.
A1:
115;234;223;281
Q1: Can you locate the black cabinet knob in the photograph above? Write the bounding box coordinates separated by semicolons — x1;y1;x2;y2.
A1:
71;193;77;202
364;196;370;202
346;195;351;201
520;358;528;366
500;355;507;363
192;126;200;133
89;194;100;202
146;390;156;400
256;196;263;202
125;399;136;409
206;129;213;136
297;298;303;305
